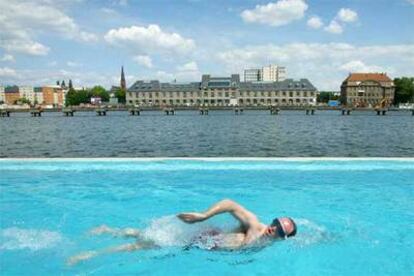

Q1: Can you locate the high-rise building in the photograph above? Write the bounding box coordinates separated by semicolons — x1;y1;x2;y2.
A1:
261;65;286;82
244;69;261;82
244;65;286;82
120;66;126;90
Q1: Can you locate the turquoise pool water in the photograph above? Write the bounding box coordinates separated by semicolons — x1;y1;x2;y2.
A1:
1;159;413;275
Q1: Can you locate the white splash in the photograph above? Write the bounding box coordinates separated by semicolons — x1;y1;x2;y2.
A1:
0;227;63;251
292;218;333;247
141;215;206;247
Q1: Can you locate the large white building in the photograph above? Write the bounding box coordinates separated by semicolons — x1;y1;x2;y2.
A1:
244;65;286;82
19;86;35;103
0;86;4;103
127;74;317;107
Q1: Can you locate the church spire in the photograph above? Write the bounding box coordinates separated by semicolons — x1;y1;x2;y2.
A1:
120;66;126;90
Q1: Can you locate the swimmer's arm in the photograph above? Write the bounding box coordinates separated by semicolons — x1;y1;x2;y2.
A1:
178;199;259;228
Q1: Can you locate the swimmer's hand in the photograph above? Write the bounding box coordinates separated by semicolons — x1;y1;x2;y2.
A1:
177;212;207;223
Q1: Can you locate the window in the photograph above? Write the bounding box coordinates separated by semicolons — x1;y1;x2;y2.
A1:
289;92;293;97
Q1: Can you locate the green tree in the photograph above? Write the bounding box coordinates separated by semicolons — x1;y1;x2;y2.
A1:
15;97;31;105
65;88;91;106
69;79;73;90
89;86;109;102
112;87;126;103
394;77;414;105
317;91;339;103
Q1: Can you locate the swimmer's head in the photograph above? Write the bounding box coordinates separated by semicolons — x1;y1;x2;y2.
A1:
265;217;297;239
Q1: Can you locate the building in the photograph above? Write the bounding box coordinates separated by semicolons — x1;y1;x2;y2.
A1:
244;69;262;82
18;86;35;103
244;65;286;82
42;85;65;107
4;86;20;105
127;74;317;107
120;66;126;91
0;86;4;103
341;73;395;107
34;87;44;104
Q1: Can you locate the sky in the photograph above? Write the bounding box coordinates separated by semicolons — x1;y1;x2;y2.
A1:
0;0;413;91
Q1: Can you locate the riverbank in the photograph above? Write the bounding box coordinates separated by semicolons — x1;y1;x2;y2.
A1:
1;105;413;113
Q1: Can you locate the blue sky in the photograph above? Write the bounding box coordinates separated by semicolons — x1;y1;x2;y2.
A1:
0;0;413;90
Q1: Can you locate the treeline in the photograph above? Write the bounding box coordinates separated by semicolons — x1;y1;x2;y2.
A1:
65;86;125;106
317;92;340;103
394;77;414;104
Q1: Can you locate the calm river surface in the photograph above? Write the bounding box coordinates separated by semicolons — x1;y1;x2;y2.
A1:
0;110;413;157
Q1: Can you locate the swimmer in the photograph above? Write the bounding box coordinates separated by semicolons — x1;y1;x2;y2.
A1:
67;199;296;265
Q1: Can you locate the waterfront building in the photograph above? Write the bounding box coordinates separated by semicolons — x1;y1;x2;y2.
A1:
34;87;44;104
4;86;20;104
18;86;35;103
341;73;395;107
127;74;317;107
244;65;286;82
42;85;65;107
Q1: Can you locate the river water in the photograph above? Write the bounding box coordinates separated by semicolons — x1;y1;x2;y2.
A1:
0;110;413;157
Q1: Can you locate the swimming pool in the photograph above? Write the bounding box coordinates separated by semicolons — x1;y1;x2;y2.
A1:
1;159;413;275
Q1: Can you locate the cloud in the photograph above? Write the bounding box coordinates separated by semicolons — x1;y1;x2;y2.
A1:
0;67;17;77
324;20;343;34
177;61;198;72
175;61;201;80
337;8;358;23
407;0;414;4
0;0;97;55
1;54;15;62
104;24;196;55
133;55;153;68
339;60;383;72
307;16;323;29
216;43;414;90
66;61;82;67
240;0;308;27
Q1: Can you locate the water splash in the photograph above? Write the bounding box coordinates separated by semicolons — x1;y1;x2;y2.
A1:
141;215;215;248
0;227;63;251
292;218;335;247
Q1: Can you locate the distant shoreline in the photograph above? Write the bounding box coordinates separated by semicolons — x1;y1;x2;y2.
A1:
0;106;411;112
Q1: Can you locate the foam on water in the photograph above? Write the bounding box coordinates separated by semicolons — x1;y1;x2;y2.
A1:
141;215;209;247
292;218;335;247
0;227;63;251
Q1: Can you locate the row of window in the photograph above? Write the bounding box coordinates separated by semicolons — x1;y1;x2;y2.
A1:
128;91;315;98
129;98;313;105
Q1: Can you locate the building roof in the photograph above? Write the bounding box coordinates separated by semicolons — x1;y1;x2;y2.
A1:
128;75;317;92
344;73;392;82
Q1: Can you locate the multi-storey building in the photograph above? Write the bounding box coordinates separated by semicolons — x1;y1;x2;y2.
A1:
4;86;20;104
18;86;35;103
34;87;44;104
127;74;317;107
341;73;395;107
42;85;65;107
244;65;286;82
0;86;4;103
261;65;286;82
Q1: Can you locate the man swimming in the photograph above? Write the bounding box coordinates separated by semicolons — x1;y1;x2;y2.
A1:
67;199;297;265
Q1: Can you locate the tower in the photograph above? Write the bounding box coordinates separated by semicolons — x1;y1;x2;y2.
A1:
120;66;126;90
